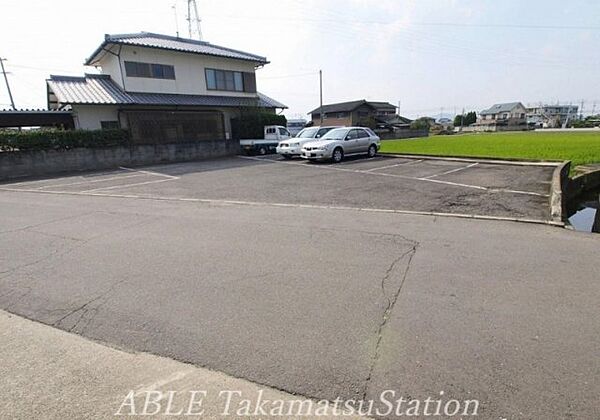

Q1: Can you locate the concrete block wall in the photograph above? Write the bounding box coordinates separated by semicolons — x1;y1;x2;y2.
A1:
0;140;238;181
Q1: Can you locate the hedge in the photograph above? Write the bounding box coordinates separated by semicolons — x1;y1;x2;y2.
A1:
0;129;130;152
231;112;287;140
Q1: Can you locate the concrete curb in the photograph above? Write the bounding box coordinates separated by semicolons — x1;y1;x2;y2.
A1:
382;153;562;167
550;161;571;223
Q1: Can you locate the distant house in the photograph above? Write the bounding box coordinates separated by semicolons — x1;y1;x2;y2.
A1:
308;100;398;127
526;104;579;128
46;32;286;144
474;102;528;132
286;119;307;136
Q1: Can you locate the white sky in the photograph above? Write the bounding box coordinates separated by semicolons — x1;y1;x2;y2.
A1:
1;0;599;119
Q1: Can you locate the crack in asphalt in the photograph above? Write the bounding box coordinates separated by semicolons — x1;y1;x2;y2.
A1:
362;239;419;401
0;214;160;281
53;279;127;334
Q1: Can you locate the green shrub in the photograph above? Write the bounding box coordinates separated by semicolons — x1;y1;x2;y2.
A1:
231;112;287;140
410;117;433;130
0;129;130;152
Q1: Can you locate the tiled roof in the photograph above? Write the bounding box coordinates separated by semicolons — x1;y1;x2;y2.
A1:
480;102;524;115
308;100;396;115
85;32;268;65
309;100;371;115
47;74;286;109
368;101;397;110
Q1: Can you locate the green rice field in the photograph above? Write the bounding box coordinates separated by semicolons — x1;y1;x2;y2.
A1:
380;131;600;169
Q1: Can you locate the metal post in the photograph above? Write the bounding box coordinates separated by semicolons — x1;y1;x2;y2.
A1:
0;58;16;110
172;3;180;37
319;69;323;125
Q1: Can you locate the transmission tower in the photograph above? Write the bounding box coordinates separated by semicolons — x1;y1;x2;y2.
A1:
186;0;203;41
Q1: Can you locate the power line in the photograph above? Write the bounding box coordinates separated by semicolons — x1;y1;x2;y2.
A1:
203;13;600;31
258;71;319;80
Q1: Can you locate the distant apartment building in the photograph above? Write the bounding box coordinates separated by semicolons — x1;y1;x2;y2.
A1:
526;104;579;128
473;102;528;132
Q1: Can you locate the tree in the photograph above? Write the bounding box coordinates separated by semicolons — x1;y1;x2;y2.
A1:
453;111;477;127
410;117;432;130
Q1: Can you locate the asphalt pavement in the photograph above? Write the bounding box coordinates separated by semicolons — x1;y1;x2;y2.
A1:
0;157;598;419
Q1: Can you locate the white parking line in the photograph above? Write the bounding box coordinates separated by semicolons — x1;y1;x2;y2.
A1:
238;156;549;197
80;178;177;193
36;173;144;190
364;160;424;172
422;163;479;179
119;166;180;180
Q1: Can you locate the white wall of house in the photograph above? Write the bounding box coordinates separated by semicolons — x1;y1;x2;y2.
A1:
96;45;258;97
72;105;121;130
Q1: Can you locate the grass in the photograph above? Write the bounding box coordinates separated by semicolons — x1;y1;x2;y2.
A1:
380;131;600;170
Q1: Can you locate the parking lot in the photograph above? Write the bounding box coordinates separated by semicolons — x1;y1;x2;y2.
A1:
2;154;597;419
1;154;557;222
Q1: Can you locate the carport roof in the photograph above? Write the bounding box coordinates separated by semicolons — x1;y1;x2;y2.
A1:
47;74;286;109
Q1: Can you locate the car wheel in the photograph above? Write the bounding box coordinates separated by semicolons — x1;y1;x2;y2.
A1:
367;144;377;158
282;155;293;160
332;147;344;163
258;146;267;156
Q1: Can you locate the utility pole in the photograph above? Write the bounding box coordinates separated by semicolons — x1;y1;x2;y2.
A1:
319;69;323;125
0;58;16;110
460;107;465;130
580;99;585;120
397;100;401;116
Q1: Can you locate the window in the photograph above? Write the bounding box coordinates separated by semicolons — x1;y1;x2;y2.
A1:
205;68;245;92
206;69;217;90
234;72;244;92
316;128;333;138
100;121;120;130
336;112;348;118
357;129;369;138
278;127;290;136
151;63;175;79
346;129;360;140
124;61;175;80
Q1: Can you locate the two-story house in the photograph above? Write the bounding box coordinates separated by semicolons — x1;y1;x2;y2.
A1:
308;100;397;127
474;102;528;132
46;32;286;144
526;104;579;128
